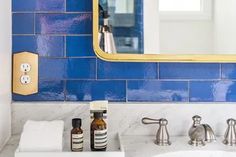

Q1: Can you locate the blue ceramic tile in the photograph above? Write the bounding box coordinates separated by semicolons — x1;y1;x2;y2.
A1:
13;35;64;57
12;80;64;101
127;81;188;102
13;13;34;34
66;80;126;101
222;64;236;79
98;60;158;79
160;63;220;79
12;0;65;12
12;36;36;53
34;0;65;11
39;58;96;80
66;36;94;57
12;0;35;12
39;58;66;80
66;0;92;12
66;58;96;79
190;81;236;102
36;13;92;34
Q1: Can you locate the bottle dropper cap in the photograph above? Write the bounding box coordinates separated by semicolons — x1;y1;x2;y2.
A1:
72;118;82;128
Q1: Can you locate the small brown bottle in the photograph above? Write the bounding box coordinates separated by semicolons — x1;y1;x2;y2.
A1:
91;112;107;151
71;118;83;152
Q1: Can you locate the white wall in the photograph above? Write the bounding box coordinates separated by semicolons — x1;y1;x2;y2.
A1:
213;0;236;54
143;0;160;54
0;0;12;150
159;1;236;54
144;1;214;54
160;21;213;54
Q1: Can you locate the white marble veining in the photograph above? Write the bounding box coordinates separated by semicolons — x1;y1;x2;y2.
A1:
0;136;19;157
2;102;236;157
12;102;236;137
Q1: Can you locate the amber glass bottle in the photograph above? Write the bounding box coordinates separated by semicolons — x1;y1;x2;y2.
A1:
90;112;107;151
71;118;83;152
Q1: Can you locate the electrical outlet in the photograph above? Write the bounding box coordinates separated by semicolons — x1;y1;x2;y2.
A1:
20;75;31;84
13;52;38;95
20;63;31;72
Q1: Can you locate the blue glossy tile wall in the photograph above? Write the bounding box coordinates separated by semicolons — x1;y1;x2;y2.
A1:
12;0;65;12
12;0;236;102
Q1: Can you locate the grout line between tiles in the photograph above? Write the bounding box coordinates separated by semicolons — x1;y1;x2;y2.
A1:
64;36;67;58
12;34;92;36
12;11;92;14
188;81;190;102
95;58;98;80
33;13;36;34
64;80;67;101
39;56;97;59
39;78;236;83
126;80;128;102
220;63;222;79
64;0;67;12
38;78;236;82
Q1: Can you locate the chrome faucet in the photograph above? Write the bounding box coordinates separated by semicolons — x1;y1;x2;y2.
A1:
223;118;236;146
188;115;216;146
142;117;171;146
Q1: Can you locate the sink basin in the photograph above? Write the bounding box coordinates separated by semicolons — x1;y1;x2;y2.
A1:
121;136;236;157
154;151;235;157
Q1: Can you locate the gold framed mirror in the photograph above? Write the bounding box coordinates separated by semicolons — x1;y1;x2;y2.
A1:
93;0;236;62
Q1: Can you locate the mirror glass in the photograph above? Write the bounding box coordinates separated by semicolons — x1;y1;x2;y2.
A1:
98;0;236;55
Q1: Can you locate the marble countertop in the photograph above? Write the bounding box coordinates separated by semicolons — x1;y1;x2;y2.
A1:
2;135;236;157
5;103;236;157
120;136;236;157
0;136;19;157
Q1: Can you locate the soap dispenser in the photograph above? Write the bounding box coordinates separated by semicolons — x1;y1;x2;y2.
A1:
71;118;83;152
90;112;107;151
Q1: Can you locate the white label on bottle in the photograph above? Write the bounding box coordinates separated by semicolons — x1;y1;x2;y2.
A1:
94;129;107;149
72;134;83;150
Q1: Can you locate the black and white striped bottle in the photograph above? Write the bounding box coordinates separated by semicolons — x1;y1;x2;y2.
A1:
91;112;107;151
71;118;83;152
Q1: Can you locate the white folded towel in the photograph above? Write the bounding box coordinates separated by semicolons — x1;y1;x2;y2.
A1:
19;120;64;152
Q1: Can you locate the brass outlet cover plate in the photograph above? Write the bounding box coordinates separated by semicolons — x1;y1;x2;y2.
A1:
13;52;38;95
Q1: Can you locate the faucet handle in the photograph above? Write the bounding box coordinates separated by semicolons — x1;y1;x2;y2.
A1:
192;115;202;125
227;118;236;126
223;118;236;146
142;117;171;146
142;117;161;125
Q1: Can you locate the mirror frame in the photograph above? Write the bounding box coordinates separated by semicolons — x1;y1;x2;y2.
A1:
93;0;236;63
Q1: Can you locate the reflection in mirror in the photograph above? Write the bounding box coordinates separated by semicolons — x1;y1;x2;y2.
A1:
98;0;236;55
99;0;142;54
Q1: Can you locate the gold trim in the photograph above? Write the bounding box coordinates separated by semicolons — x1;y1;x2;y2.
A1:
93;0;236;63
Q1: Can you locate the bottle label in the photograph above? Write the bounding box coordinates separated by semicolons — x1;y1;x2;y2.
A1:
72;134;83;151
94;129;107;149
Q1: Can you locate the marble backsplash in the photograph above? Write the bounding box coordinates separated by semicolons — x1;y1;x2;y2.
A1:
12;103;236;139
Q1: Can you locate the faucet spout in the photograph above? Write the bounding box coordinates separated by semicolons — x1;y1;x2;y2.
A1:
203;124;216;143
188;115;216;146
